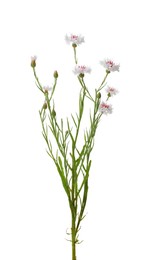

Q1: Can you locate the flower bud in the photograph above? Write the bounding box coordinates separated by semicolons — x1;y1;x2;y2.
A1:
106;69;111;74
53;70;58;78
31;56;37;68
43;103;47;109
51;109;56;117
97;92;101;99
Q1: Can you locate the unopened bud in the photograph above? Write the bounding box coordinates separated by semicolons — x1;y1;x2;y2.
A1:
72;43;77;48
31;56;37;68
106;70;111;74
97;92;101;99
43;103;47;109
51;109;56;117
53;70;58;78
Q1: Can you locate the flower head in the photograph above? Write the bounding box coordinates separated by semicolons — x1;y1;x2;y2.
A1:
100;59;120;72
65;34;84;46
73;65;91;77
99;101;113;115
31;56;37;68
43;86;52;92
106;86;118;97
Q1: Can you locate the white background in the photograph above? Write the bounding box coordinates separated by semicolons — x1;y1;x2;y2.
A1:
0;0;155;259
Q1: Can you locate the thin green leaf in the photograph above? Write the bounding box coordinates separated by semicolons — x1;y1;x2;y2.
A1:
71;114;77;128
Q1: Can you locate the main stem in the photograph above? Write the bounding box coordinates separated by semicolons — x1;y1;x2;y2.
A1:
72;214;76;260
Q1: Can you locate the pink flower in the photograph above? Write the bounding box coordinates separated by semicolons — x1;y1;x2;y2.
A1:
100;59;120;72
99;102;113;115
73;65;91;76
106;86;118;96
65;34;84;45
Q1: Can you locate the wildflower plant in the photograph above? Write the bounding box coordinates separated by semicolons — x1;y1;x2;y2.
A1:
31;34;120;260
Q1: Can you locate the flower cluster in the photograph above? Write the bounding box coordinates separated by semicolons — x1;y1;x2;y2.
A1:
32;34;120;116
66;34;120;115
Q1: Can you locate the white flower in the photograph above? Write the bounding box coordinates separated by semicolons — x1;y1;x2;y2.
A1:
106;86;118;96
31;55;37;62
43;86;52;92
65;34;84;45
100;59;120;72
99;102;113;115
73;65;91;76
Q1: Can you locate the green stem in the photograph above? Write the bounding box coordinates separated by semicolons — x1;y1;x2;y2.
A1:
75;92;101;232
78;76;94;102
73;47;78;64
71;148;77;260
49;78;57;101
75;87;85;144
98;71;109;91
72;215;76;260
33;68;44;93
76;179;88;234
